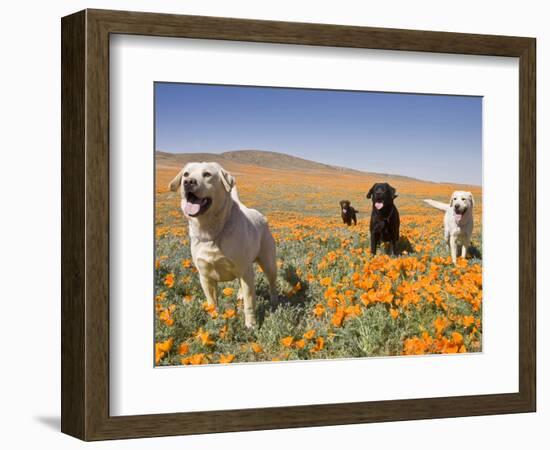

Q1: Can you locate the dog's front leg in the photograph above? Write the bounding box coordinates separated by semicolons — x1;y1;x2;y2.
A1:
199;275;218;307
449;235;458;265
391;239;398;256
370;235;378;256
240;268;257;328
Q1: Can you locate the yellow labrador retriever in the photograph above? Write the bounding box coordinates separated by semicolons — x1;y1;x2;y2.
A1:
424;191;474;265
169;162;277;327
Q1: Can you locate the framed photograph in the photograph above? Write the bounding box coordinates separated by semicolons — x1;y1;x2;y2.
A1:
61;9;536;441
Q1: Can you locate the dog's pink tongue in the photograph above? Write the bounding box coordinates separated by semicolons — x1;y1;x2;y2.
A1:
375;202;384;210
184;201;201;216
454;213;463;221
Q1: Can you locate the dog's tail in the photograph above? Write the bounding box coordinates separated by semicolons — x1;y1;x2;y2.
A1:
423;199;449;211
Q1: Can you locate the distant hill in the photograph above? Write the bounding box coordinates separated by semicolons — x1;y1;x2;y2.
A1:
156;149;425;183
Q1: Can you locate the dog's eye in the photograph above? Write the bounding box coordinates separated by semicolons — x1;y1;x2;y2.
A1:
183;172;189;177
453;197;457;200
203;172;211;178
461;198;465;201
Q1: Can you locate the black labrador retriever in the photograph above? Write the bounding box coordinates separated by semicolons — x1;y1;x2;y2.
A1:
339;200;358;226
366;183;400;256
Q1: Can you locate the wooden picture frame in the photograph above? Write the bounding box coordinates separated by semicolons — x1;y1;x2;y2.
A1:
61;9;536;441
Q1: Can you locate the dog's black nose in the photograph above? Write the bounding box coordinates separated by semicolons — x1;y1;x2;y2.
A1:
184;178;197;190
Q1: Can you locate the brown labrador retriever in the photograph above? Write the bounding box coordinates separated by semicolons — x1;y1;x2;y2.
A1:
339;200;358;226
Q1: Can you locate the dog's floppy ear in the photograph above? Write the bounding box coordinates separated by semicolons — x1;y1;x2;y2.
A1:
449;194;455;207
389;184;398;199
339;200;345;208
468;192;475;206
366;184;376;199
168;169;184;192
449;192;455;206
218;166;235;192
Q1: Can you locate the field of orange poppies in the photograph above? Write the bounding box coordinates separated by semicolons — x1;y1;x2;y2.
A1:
154;157;482;366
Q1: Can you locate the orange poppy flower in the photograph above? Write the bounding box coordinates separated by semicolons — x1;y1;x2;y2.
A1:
303;330;316;340
164;273;175;288
219;324;228;339
219;354;235;364
177;343;189;355
195;328;215;346
310;337;325;353
280;336;294;347
451;332;464;345
251;343;263;353
222;287;234;296
313;304;325;317
462;315;475;328
181;353;207;365
202;302;219;319
331;308;345;327
222;309;236;319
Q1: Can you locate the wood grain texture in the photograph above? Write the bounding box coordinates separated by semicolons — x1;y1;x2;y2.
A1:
61;10;86;439
88;8;532;56
60;9;537;441
518;39;536;410
84;11;111;439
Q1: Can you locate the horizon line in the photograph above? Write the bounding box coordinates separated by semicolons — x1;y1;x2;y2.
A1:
155;149;482;188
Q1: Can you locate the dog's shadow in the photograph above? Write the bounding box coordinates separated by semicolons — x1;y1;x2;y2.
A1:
256;263;310;326
376;236;414;256
468;244;482;259
395;236;414;255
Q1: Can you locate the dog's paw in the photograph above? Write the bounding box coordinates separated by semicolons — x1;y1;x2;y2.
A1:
244;315;257;329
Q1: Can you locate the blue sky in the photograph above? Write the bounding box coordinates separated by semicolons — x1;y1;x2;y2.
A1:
155;82;482;185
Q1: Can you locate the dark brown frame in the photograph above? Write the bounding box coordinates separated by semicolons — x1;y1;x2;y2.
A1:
61;9;536;441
